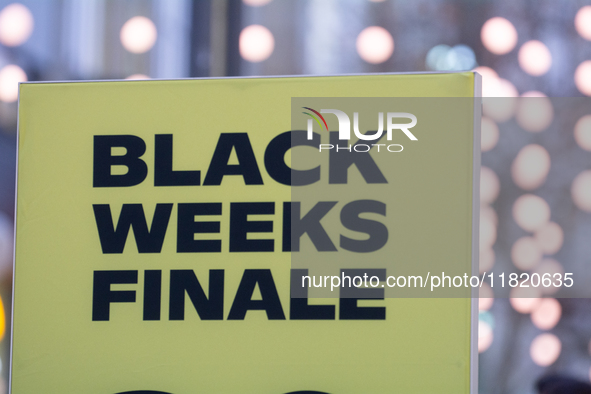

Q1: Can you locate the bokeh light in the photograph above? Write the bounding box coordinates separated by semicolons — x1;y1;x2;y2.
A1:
521;91;547;98
356;26;394;64
572;170;591;212
0;64;26;103
480;166;500;204
479;320;493;352
530;333;561;366
0;3;33;47
511;144;551;190
125;74;150;80
480;219;497;251
518;40;552;76
574;115;591;151
534;222;563;255
511;236;542;270
575;61;591;96
425;44;476;71
513;194;551;232
510;285;542;313
481;117;499;152
243;0;273;6
239;24;275;62
516;97;553;132
479;282;494;311
482;78;518;122
120;16;157;54
474;66;499;95
533;259;564;295
481;17;518;55
531;298;561;330
480;248;495;273
575;6;591;41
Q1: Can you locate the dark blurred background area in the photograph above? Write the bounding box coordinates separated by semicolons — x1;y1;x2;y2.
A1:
1;1;591;393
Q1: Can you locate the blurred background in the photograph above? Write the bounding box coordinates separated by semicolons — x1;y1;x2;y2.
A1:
0;0;591;393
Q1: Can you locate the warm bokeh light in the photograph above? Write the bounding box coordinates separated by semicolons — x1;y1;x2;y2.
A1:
516;97;553;132
511;144;551;190
481;204;498;226
521;91;547;98
480;218;496;250
513;194;551;232
0;3;33;47
125;74;150;80
356;26;394;64
239;24;275;62
479;282;494;311
533;259;564;295
534;222;563;255
531;298;561;330
481;17;518;55
518;40;552;76
572;170;591;212
480;247;495;273
478;320;493;352
482;79;518;122
511;236;542;270
120;16;157;54
474;66;499;97
575;6;591;41
0;64;26;103
480;166;500;204
243;0;273;6
574;115;591;151
575;61;591;96
530;333;561;366
510;285;542;313
481;117;499;151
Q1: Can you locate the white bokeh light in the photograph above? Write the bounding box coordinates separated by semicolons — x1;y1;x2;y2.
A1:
481;117;499;152
530;333;561;367
480;166;500;204
481;17;518;55
533;259;564;295
356;26;394;64
531;298;561;330
239;25;275;63
572;170;591;212
574;115;591;151
0;64;26;103
513;194;551;232
518;40;552;76
511;144;551;190
242;0;273;6
575;6;591;41
478;320;493;352
534;222;563;255
120;16;157;54
511;236;542;270
516;97;553;132
575;61;591;96
125;74;149;80
482;78;518;122
0;3;33;47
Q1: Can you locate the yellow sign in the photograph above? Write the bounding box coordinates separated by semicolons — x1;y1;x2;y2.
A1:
12;73;480;393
